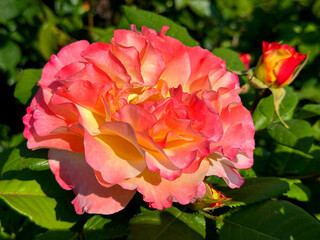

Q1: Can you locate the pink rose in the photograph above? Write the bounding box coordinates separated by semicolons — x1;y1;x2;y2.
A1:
23;25;255;214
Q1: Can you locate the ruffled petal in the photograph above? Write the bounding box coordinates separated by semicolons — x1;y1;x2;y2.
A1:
206;152;245;188
84;122;146;184
120;158;209;209
39;40;90;87
48;149;135;214
81;42;131;88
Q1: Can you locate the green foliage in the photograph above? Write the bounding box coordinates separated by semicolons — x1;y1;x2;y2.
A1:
0;0;28;24
253;87;299;131
268;119;313;152
1;145;49;175
121;6;199;47
128;206;206;240
0;177;76;229
14;69;42;105
218;177;290;205
212;48;246;71
219;200;320;240
83;214;129;239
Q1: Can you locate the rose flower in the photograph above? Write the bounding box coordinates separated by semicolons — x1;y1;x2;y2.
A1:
239;53;251;70
254;41;307;88
23;25;255;214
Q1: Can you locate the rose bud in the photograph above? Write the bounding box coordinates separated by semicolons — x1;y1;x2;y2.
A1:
254;41;307;88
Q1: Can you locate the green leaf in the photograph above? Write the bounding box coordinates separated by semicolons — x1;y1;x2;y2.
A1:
35;231;75;240
0;40;21;71
212;48;246;71
84;214;129;240
296;78;320;103
220;177;290;205
188;0;212;17
0;198;26;239
283;179;310;202
38;2;59;25
1;147;49;176
84;215;112;240
0;0;28;24
121;6;199;47
93;26;116;43
174;0;188;10
253;87;298;131
128;206;206;240
219;200;320;240
38;23;71;60
252;147;271;176
301;104;320;115
206;176;228;188
268;119;313;152
295;104;320;119
238;168;257;178
271;144;320;176
0;178;76;229
14;69;41;105
312;120;320;141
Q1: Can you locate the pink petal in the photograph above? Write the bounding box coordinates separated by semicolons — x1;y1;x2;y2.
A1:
82;43;131;88
57;40;90;65
74;104;106;135
140;42;165;86
32;107;68;136
120;158;209;209
206;152;245;188
114;104;156;132
24;123;84;152
39;40;90;87
83;122;146;184
211;103;255;160
160;49;191;89
23;90;84;152
136;132;181;181
54;62;85;81
111;44;144;85
112;29;146;52
186;47;224;92
49;149;135;214
210;69;240;92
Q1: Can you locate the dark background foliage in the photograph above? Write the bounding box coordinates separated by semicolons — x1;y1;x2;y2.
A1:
0;0;320;239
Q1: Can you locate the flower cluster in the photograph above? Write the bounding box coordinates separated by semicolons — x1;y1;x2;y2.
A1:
23;26;255;214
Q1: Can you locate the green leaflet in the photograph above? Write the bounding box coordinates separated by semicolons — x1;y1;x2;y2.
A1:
267;119;313;152
0;177;77;229
14;69;42;105
128;206;206;240
218;177;290;206
121;6;199;47
212;48;246;71
219;200;320;240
